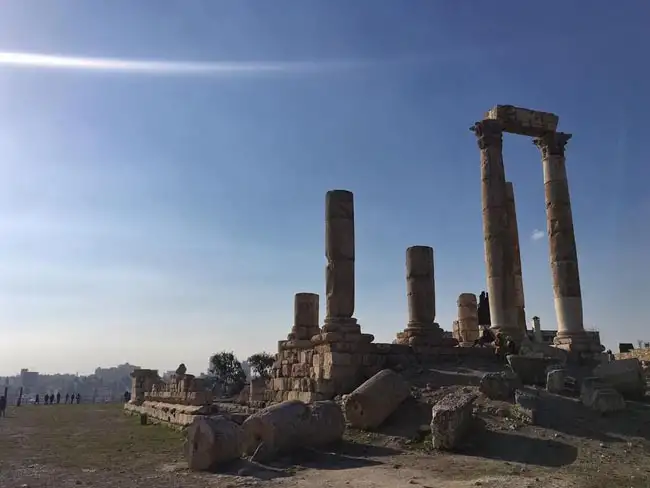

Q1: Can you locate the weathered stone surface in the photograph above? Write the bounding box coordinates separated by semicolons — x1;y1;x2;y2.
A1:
325;190;355;320
484;105;558;137
479;371;521;401
456;293;479;343
242;400;311;460
507;355;561;385
307;400;345;446
505;181;526;332
430;391;476;450
406;246;436;326
513;389;539;424
546;369;566;394
594;358;645;400
580;377;625;414
129;369;160;405
186;416;244;471
344;369;410;430
472;119;518;339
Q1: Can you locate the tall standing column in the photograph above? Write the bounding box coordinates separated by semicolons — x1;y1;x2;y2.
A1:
324;190;357;330
505;181;526;332
472;120;520;339
396;246;442;346
533;132;596;352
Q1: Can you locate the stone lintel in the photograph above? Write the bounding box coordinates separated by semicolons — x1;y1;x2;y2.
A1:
484;105;559;138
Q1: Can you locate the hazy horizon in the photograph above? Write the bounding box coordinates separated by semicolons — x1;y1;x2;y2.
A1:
1;1;648;377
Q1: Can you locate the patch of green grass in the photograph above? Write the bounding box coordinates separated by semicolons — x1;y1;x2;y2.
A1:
0;404;185;470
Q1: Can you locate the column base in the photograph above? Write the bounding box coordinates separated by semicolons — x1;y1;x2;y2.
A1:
552;331;603;354
396;322;444;346
322;317;360;334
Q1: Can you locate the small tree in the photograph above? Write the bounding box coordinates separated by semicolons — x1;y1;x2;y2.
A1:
247;352;275;379
207;351;246;396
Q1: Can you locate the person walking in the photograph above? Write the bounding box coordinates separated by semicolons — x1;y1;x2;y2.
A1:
76;393;81;404
0;395;6;417
44;393;50;405
56;392;61;404
65;393;70;404
35;394;40;405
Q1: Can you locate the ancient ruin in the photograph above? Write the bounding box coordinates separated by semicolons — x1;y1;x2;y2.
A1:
125;105;608;431
472;105;601;354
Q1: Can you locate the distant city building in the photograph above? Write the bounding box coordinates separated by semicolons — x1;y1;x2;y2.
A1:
20;369;39;391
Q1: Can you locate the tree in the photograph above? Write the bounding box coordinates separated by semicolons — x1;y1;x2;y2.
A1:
207;351;246;396
247;352;275;379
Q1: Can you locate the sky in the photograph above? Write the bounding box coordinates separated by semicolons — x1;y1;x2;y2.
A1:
0;1;648;376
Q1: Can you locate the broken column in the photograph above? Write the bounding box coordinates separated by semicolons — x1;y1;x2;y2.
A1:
533;132;599;353
505;181;526;333
396;246;443;346
457;293;479;343
472;120;520;340
288;292;320;345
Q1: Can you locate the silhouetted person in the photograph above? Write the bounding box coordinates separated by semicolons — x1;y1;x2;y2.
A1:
477;291;491;327
0;395;6;417
56;392;61;404
44;394;49;405
473;325;494;347
35;394;40;405
123;391;130;403
65;393;70;404
76;393;81;404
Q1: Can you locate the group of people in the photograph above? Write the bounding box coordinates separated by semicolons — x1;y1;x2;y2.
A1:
34;392;81;405
473;325;518;360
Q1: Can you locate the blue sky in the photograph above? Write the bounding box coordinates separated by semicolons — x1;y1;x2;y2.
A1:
0;1;648;376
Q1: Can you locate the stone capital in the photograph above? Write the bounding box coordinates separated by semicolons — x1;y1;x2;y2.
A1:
533;132;572;159
470;119;503;150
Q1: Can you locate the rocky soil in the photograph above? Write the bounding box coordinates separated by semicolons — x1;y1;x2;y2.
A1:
2;364;650;488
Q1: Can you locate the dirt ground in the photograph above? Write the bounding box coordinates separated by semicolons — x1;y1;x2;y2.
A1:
2;373;650;488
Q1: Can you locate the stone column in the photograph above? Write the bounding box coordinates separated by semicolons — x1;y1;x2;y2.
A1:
533;132;596;352
532;316;543;343
397;246;442;346
472;120;519;339
323;190;358;332
129;369;158;405
457;293;480;343
505;181;526;332
288;292;320;344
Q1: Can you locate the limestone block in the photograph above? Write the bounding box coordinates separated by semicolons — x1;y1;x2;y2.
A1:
344;369;410;429
484;105;558;137
186;416;244;471
241;400;311;460
594;358;645;400
307;401;346;445
507;355;561;385
430;391;476;450
580;377;625;414
479;372;521;401
546;369;566;394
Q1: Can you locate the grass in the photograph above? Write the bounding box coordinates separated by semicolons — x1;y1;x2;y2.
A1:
0;403;185;471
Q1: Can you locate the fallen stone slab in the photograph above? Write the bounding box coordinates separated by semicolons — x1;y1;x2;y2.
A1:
507;355;561;385
594;358;645;400
580;377;626;414
186;416;244;471
430;391;476;451
479;371;521;401
344;369;411;430
546;369;566;394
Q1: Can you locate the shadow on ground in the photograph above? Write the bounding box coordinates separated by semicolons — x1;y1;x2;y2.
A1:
536;393;650;444
226;442;399;480
463;418;578;467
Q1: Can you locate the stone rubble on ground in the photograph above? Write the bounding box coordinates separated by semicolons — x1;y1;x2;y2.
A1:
580;377;626;414
430;390;477;450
